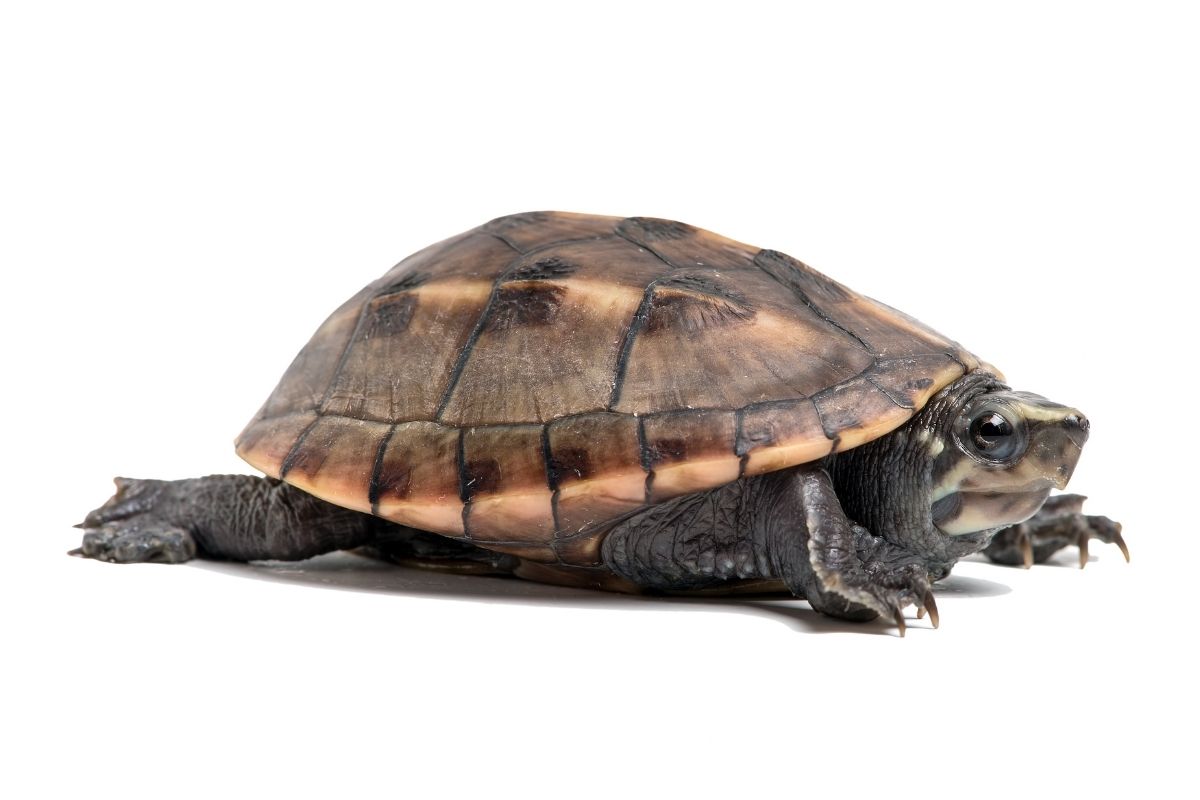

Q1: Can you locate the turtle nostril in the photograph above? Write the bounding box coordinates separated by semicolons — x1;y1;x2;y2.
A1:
1065;414;1090;432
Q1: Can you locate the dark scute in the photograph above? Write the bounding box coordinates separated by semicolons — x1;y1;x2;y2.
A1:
754;249;850;303
462;458;502;498
643;290;755;335
660;273;751;305
485;284;565;331
509;256;578;281
616;217;698;243
364;294;418;338
547;446;593;487
371;459;412;502
376;271;430;296
647;437;689;465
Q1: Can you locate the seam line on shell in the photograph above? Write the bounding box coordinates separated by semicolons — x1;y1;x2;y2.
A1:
809;396;838;443
541;423;565;536
259;356;941;434
367;423;400;515
278;416;324;479
607;276;665;410
613;226;680;270
753;249;874;355
636;415;654;502
315;290;378;416
488;232;523;254
456;427;472;539
865;374;914;410
734;407;749;478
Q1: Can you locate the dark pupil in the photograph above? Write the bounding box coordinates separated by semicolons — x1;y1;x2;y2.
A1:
972;412;1013;449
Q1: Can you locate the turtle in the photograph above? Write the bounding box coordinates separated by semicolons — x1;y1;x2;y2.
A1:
76;211;1127;632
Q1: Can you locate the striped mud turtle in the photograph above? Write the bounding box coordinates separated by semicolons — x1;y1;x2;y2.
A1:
77;212;1126;633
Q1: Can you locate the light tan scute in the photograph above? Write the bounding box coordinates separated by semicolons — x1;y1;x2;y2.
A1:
236;212;986;564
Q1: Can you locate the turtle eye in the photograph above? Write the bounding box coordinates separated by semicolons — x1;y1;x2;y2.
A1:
970;412;1018;459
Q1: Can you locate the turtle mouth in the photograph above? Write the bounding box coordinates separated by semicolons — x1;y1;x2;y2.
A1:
932;486;1053;536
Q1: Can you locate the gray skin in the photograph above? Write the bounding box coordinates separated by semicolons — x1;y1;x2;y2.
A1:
77;372;1124;630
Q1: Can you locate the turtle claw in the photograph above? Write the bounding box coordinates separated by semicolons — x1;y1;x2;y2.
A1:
1113;530;1131;563
1019;529;1034;569
923;590;940;629
983;496;1125;569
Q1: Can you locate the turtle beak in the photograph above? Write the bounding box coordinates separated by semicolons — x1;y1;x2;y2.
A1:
1012;397;1089;490
1063;412;1090;451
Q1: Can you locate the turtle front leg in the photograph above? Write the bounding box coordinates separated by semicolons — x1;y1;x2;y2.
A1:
761;468;940;633
77;475;377;563
601;466;938;633
983;494;1127;569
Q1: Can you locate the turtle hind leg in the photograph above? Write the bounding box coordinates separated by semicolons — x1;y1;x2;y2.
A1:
984;494;1127;569
77;475;376;563
354;527;520;576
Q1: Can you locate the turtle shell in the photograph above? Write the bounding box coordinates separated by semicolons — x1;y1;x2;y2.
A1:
236;212;983;566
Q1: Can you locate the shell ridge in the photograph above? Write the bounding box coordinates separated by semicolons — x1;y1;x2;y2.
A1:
753;249;875;355
612;223;684;271
487;232;524;254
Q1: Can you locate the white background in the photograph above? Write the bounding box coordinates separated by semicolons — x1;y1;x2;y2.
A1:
2;2;1196;798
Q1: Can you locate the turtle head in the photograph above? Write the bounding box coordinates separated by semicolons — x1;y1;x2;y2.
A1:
929;386;1089;536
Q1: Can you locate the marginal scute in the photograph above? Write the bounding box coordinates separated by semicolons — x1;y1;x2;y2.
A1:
737;400;830;477
278;416;391;514
236;212;985;565
236;410;319;479
865;355;964;410
548;413;646;537
643;410;740;502
461;425;555;541
813;377;915;453
372;421;463;533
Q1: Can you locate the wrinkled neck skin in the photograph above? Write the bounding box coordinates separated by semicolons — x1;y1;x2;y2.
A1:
828;372;1008;573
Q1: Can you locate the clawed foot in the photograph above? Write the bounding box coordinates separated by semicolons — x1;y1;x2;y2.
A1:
73;478;197;563
808;529;939;637
985;494;1127;569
